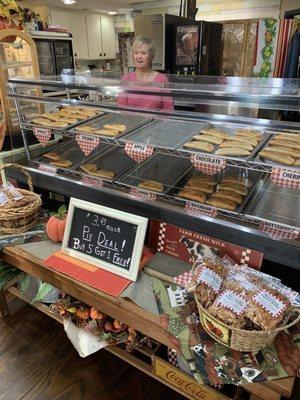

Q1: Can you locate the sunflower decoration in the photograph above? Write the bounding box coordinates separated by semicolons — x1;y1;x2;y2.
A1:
254;18;278;78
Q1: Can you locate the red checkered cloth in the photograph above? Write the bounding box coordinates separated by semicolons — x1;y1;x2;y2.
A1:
81;175;104;188
33;127;52;147
259;221;300;240
271;168;300;189
167;348;179;368
129;188;157;202
185;203;218;218
76;133;101;156
173;269;193;288
190;153;227;175
125;142;154;163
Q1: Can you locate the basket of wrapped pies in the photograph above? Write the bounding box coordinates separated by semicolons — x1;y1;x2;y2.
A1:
187;256;300;352
0;164;42;234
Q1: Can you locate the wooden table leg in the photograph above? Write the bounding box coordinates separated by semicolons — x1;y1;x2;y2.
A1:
0;289;9;318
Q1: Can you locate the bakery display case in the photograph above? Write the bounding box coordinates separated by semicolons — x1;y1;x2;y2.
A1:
7;73;300;270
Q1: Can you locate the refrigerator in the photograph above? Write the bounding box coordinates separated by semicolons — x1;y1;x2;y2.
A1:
174;21;223;75
134;14;192;73
31;32;74;76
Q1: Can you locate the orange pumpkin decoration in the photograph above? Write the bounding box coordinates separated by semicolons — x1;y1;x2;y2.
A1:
46;205;67;243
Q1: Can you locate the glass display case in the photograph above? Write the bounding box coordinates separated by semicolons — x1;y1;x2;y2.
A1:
7;73;300;270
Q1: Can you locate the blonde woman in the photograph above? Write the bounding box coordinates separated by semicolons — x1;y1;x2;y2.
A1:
118;36;174;110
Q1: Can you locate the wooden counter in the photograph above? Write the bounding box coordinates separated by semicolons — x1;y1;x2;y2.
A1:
1;244;299;400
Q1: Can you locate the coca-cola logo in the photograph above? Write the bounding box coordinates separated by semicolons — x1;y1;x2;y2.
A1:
166;371;207;399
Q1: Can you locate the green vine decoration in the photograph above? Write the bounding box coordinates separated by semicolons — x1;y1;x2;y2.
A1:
253;18;277;78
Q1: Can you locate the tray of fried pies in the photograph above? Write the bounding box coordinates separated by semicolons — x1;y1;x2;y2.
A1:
171;167;264;212
72;113;152;139
257;131;300;168
180;125;269;160
35;139;100;169
117;153;192;194
29;106;103;130
73;144;136;181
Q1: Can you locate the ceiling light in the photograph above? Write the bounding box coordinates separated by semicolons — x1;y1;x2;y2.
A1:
108;11;117;15
62;0;77;4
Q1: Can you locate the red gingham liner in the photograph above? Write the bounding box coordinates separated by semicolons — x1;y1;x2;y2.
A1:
259;221;300;240
167;348;179;368
185;203;218;218
271;167;300;189
76;133;101;156
33;127;52;146
38;164;57;175
125;142;154;163
190;153;227;175
173;269;193;288
129;188;156;202
81;175;104;188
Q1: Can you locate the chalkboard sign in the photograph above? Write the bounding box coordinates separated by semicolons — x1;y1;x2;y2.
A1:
62;198;148;281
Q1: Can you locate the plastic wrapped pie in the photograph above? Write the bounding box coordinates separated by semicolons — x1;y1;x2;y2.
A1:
245;287;291;330
189;258;228;308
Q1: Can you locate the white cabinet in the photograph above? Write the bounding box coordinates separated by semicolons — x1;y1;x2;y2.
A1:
86;15;102;59
86;14;116;60
69;14;88;59
49;10;70;29
49;9;116;60
100;15;116;59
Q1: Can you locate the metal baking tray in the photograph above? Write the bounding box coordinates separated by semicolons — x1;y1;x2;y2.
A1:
69;113;152;138
179;123;270;161
25;107;103;132
168;166;264;213
117;153;193;194
255;133;300;169
244;175;300;228
35;139;100;168
123;119;209;149
72;144;136;182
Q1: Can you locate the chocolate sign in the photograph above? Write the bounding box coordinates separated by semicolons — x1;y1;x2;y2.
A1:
190;154;226;175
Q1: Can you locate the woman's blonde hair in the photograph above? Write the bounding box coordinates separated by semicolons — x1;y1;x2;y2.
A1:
132;36;156;62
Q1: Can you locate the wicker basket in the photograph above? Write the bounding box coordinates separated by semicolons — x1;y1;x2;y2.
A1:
0;163;42;234
195;296;300;353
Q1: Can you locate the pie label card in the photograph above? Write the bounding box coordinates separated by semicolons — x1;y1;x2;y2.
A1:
185;202;218;218
271;168;300;189
125;142;154;163
33;127;52;147
76;134;101;156
190;154;227;175
81;175;104;188
129;187;157;202
259;221;300;240
38;164;57;175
